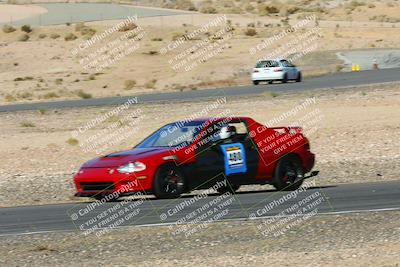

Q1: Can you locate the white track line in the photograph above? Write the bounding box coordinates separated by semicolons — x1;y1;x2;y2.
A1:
1;206;400;237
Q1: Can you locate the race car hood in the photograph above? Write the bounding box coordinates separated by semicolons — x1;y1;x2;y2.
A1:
81;147;171;168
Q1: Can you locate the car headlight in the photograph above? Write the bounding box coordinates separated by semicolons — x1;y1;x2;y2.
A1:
117;162;146;173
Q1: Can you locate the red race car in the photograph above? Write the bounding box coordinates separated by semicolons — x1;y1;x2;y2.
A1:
74;117;317;200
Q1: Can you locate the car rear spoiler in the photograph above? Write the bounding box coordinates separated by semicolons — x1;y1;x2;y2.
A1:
270;126;303;134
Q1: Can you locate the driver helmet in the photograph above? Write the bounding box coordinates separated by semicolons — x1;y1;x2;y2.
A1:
219;125;237;140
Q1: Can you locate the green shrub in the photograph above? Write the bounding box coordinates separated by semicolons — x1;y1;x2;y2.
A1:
2;24;16;33
200;5;217;14
76;90;92;99
64;33;77;41
21;25;32;33
14;76;33;81
66;137;79;145
258;4;280;15
54;78;63;85
42;92;59;99
38;33;47;39
20;121;35;127
244;28;257;36
50;33;61;39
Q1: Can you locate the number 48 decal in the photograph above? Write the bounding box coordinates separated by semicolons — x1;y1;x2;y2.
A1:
221;143;247;175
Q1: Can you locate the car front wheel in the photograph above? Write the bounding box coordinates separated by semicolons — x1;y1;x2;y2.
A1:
296;72;302;82
282;73;288;83
253;80;259;85
153;164;186;199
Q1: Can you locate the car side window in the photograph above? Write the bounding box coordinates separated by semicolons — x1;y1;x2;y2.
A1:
280;60;294;67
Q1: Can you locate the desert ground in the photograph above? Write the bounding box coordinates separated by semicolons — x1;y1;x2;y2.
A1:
1;210;399;266
0;82;399;207
0;0;400;104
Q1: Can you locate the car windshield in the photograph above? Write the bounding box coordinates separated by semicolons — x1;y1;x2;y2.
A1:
136;121;205;148
256;60;279;68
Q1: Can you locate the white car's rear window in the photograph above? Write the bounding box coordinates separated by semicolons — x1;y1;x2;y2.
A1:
256;60;279;68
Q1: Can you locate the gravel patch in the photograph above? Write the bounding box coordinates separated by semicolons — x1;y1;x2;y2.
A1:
0;211;399;266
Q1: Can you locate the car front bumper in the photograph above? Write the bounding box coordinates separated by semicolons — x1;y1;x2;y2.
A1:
74;167;155;197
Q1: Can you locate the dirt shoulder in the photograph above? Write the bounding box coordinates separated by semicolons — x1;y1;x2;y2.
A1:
1;210;399;266
0;83;399;207
1;3;400;104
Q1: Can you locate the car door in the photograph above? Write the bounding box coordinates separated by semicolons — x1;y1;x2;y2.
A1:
192;121;259;189
279;60;292;79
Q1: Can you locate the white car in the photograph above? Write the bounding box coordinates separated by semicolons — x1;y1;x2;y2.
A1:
251;59;302;85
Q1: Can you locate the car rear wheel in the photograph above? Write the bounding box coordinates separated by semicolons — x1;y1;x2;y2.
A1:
253;80;259;85
296;72;302;82
153;164;186;199
273;154;304;191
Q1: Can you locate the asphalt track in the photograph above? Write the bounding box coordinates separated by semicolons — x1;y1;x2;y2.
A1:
1;180;399;237
0;68;399;113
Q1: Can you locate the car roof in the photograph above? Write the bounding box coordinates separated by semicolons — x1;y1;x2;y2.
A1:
174;117;253;124
258;58;285;62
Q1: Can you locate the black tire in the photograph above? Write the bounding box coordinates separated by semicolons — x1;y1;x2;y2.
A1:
273;154;304;191
282;73;288;83
296;72;302;82
268;80;273;84
216;182;240;194
153;164;186;199
253;80;259;85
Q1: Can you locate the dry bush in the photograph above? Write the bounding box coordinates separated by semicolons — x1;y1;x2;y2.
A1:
174;0;196;11
66;138;79;146
145;50;159;55
20;121;35;127
54;78;63;85
18;34;30;42
145;79;157;89
124;80;137;90
75;22;96;37
74;22;86;32
258;4;280;15
42;92;59;99
50;33;60;39
4;94;17;102
76;90;92;99
14;76;33;81
21;25;32;33
3;24;16;33
200;5;218;14
244;28;257;36
64;33;78;41
118;22;137;32
244;3;255;12
38;33;47;39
